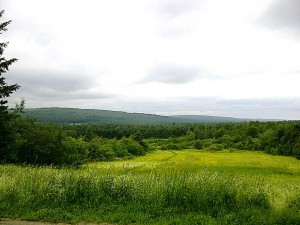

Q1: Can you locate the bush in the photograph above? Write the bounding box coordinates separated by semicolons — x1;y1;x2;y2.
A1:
61;136;89;166
292;138;300;159
194;140;203;150
14;122;65;165
3;118;89;166
207;144;224;151
121;137;145;156
109;138;130;158
88;137;116;161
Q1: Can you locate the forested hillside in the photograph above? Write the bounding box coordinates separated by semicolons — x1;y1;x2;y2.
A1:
23;108;258;124
23;108;180;124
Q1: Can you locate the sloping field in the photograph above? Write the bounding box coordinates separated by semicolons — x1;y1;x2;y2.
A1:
1;150;300;224
88;150;300;208
88;150;300;175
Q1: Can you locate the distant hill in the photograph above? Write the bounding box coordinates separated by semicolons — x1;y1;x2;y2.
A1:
170;115;251;123
23;108;269;125
23;108;184;125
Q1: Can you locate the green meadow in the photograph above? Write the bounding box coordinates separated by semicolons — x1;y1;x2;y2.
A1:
1;150;300;225
88;150;300;211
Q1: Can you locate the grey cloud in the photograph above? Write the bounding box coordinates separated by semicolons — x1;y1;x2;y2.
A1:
8;69;93;92
113;97;216;114
6;67;111;100
261;0;300;36
159;26;193;38
214;98;300;119
121;97;300;120
158;0;203;18
218;98;299;106
29;89;112;100
156;0;204;38
143;65;210;84
34;32;54;46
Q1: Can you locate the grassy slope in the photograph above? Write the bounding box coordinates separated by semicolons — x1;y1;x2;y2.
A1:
1;150;300;224
88;150;300;207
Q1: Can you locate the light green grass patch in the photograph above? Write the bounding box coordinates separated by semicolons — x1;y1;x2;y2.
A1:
87;149;300;209
1;150;299;224
88;149;300;175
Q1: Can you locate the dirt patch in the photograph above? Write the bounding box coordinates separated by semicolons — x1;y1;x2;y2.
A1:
0;219;113;225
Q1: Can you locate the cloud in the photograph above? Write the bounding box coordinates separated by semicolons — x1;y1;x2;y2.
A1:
136;97;300;120
8;69;92;92
3;0;300;120
6;66;111;100
261;0;300;36
34;32;54;46
158;0;203;18
159;26;193;38
218;98;300;109
212;98;300;119
108;96;300;120
155;0;205;38
142;65;211;84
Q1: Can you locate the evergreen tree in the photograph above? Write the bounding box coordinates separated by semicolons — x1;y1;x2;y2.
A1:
0;10;19;159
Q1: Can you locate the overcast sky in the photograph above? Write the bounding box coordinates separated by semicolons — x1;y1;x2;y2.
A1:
2;0;300;119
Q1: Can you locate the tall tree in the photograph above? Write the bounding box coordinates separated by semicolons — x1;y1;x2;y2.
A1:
0;9;19;158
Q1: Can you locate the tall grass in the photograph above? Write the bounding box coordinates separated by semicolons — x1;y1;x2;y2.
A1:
1;150;300;224
1;164;299;224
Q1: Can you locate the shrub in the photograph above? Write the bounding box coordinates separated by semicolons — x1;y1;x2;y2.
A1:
15;122;65;165
121;137;145;156
194;140;203;150
4;119;89;166
61;136;89;166
88;138;116;161
207;144;224;151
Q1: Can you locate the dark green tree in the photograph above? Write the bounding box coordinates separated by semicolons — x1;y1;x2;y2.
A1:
0;10;20;160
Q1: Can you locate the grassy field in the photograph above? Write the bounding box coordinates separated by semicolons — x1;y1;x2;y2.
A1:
88;150;300;210
1;150;300;224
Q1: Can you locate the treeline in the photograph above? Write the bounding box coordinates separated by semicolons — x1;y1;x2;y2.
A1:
64;124;190;139
1;118;299;166
64;121;300;158
0;118;150;166
162;121;300;158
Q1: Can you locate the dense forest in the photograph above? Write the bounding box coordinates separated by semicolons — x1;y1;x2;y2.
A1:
64;120;300;158
1;115;299;166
